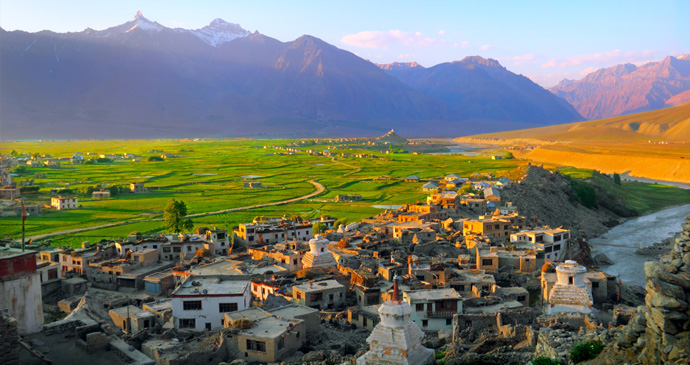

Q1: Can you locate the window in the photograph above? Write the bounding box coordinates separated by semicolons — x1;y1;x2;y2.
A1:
48;269;58;280
219;303;238;312
187;246;192;252
568;276;574;285
329;294;334;301
416;303;424;311
310;293;323;302
173;247;181;253
183;301;202;310
152;245;158;249
554;244;561;251
446;318;452;325
592;282;599;288
296;292;302;300
163;247;171;252
179;318;195;328
422;320;428;327
482;259;493;266
246;340;266;352
277;337;284;350
517;295;526;302
363;317;368;326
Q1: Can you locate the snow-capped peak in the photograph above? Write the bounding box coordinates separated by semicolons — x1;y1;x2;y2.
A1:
126;11;163;33
189;18;250;47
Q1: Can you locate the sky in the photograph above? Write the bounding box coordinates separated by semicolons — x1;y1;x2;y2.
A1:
1;0;688;87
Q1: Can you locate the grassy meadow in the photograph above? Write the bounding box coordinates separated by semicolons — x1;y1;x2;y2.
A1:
0;138;521;247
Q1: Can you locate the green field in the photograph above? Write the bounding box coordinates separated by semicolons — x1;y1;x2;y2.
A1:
1;139;522;247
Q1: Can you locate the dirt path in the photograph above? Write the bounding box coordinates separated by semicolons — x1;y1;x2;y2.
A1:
25;180;325;242
331;157;361;177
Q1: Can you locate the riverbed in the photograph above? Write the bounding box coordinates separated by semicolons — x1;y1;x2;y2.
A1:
589;204;690;286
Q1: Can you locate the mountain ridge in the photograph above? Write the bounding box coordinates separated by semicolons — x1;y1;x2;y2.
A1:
549;55;690;119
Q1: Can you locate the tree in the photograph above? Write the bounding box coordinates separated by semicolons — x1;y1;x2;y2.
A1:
163;198;193;233
147;156;164;162
613;173;621;185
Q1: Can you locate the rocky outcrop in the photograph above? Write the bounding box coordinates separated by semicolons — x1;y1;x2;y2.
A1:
600;215;690;364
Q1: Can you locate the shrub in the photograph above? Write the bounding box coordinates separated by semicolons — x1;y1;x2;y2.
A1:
19;186;40;193
11;165;27;175
435;352;445;359
147;156;164;161
570;340;604;363
531;356;562;365
613;173;621;185
570;179;598;209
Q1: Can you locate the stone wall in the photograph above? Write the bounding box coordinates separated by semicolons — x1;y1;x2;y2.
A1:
609;215;690;364
0;313;20;365
451;307;535;342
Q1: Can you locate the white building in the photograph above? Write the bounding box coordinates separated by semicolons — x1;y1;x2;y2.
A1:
0;247;43;334
511;227;570;262
546;260;593;315
301;234;337;269
357;278;434;365
51;196;78;210
171;275;251;331
403;288;463;331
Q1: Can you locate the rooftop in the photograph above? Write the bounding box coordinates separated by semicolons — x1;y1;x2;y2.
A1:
239;316;303;339
0;246;36;258
404;288;461;301
172;275;249;296
267;304;319;318
293;279;344;292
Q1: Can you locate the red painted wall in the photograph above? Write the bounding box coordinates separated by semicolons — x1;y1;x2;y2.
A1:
0;252;37;278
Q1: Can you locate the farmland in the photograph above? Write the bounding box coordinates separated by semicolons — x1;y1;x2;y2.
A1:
0;138;521;247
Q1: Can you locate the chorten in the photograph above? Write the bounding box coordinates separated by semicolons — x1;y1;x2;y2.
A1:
357;276;434;365
547;260;594;315
301;234;337;269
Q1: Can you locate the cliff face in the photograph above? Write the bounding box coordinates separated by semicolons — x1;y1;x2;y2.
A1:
603;215;690;363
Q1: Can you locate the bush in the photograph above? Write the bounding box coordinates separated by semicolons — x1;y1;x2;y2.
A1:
147;156;164;162
11;165;27;175
95;157;113;163
570;180;598;209
19;186;40;193
570;340;604;363
613;173;621;185
531;356;562;365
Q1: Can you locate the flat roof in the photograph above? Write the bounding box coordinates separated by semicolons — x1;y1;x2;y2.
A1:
405;288;461;301
225;307;271;322
173;276;249;296
464;300;523;313
268;305;319;318
293;279;344;292
0;246;36;258
239;316;303;338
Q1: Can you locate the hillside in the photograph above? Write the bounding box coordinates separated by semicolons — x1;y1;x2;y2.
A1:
378;57;584;125
462;102;690;143
457;103;690;183
1;13;585;140
550;55;690;119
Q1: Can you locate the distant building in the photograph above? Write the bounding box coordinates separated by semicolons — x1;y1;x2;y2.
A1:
404;175;420;182
51;196;78;210
421;181;439;192
334;194;362;202
511;228;571;262
403;288;463;331
92;190;111;199
244;181;263;189
130;182;146;193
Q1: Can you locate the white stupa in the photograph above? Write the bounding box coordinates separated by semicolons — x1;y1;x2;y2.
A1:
546;260;594;315
301;234;337;269
357;276;434;365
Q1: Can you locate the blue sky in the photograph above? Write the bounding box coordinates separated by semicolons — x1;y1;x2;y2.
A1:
1;0;687;87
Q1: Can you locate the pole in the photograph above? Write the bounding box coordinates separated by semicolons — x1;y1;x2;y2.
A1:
21;200;27;252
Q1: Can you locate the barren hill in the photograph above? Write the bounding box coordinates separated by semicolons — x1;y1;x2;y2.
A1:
550;55;690;119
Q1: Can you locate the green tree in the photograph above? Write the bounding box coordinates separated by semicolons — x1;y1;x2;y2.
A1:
613;173;621;185
164;198;194;233
312;222;328;234
147;156;164;162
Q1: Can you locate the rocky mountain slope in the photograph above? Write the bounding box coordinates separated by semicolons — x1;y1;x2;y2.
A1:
550;55;690;119
378;57;585;126
1;13;584;140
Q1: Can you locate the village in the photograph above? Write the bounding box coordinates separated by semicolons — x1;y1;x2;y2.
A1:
0;161;648;365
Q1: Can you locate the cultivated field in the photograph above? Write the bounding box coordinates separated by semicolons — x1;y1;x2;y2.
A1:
0;138;521;247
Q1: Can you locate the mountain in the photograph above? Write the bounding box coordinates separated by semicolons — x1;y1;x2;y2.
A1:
550;55;690;119
462;101;690;143
0;12;582;140
377;56;585;125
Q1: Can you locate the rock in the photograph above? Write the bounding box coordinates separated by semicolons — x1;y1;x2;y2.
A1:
593;253;614;266
650;279;687;301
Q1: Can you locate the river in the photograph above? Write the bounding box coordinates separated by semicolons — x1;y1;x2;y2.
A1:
589;204;690;286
